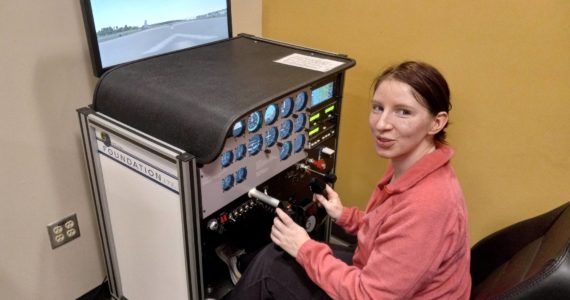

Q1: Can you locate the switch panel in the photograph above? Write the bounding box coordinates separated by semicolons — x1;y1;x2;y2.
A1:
47;213;80;249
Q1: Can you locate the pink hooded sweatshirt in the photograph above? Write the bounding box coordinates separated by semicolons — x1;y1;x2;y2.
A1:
296;145;471;299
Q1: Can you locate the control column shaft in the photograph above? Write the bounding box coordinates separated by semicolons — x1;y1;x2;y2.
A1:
248;188;280;208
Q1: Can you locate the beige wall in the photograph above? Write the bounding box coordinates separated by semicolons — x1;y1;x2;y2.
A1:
0;1;261;299
232;0;262;36
263;1;570;244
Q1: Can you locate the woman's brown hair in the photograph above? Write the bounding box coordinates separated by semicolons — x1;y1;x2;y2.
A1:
372;61;452;144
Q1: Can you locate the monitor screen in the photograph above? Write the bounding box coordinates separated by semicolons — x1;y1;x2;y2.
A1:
81;0;232;76
311;81;335;107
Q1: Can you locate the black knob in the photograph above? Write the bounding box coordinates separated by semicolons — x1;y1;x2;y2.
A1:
324;173;337;184
309;178;327;196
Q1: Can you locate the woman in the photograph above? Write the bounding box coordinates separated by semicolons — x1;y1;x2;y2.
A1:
227;61;471;299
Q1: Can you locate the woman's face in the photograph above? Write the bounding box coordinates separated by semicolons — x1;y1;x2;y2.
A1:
369;79;443;165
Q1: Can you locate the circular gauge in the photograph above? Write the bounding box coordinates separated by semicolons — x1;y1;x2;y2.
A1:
236;167;247;183
235;144;246;161
279;141;292;161
294;91;307;111
280;97;293;118
247;111;263;133
221;174;234;191
247;134;263;156
220;150;233;168
293;134;306;153
279;119;293;139
232;120;245;137
294;113;306;132
264;127;278;148
264;104;279;125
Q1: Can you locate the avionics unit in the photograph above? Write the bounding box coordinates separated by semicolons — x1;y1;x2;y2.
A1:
78;35;354;300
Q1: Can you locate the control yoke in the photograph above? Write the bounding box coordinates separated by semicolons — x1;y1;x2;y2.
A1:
248;188;302;224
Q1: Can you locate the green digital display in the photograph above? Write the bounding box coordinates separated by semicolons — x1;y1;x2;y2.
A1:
309;127;320;136
310;113;321;122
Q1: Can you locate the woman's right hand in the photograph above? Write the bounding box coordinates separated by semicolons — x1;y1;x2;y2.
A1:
313;185;344;221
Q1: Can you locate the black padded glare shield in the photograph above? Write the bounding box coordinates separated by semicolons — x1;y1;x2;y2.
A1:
93;35;355;164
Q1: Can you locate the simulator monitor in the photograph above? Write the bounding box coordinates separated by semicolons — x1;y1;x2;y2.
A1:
80;0;232;76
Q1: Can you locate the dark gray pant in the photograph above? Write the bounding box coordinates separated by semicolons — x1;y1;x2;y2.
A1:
225;243;354;300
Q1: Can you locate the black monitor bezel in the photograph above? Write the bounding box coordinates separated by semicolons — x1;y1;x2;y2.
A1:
79;0;233;77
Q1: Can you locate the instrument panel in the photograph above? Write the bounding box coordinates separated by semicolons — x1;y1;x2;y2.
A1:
200;77;340;219
200;89;311;217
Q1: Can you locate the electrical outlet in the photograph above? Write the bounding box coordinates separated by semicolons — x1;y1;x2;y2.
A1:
47;213;80;249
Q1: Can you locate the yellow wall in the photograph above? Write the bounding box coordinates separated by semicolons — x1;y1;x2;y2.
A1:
263;1;570;244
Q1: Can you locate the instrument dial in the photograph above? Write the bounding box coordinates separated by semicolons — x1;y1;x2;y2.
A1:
279;141;292;161
293;134;306;153
236;167;247;183
264;104;279;125
264;127;278;148
220;150;233;168
294;91;307;111
222;174;234;191
235;144;246;161
247;134;263;156
280;97;293;118
294;113;306;132
247;111;263;133
279;119;293;140
232;120;245;137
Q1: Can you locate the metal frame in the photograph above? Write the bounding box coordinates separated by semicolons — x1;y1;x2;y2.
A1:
78;107;204;300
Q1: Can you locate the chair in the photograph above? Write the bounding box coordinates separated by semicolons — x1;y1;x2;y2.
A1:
470;201;570;300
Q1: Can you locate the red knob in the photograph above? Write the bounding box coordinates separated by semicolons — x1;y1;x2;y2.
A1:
311;159;326;170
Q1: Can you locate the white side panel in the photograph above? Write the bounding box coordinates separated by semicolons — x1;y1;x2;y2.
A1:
97;132;189;300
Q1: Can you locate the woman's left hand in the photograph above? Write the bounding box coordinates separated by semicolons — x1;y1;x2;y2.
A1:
270;208;311;258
